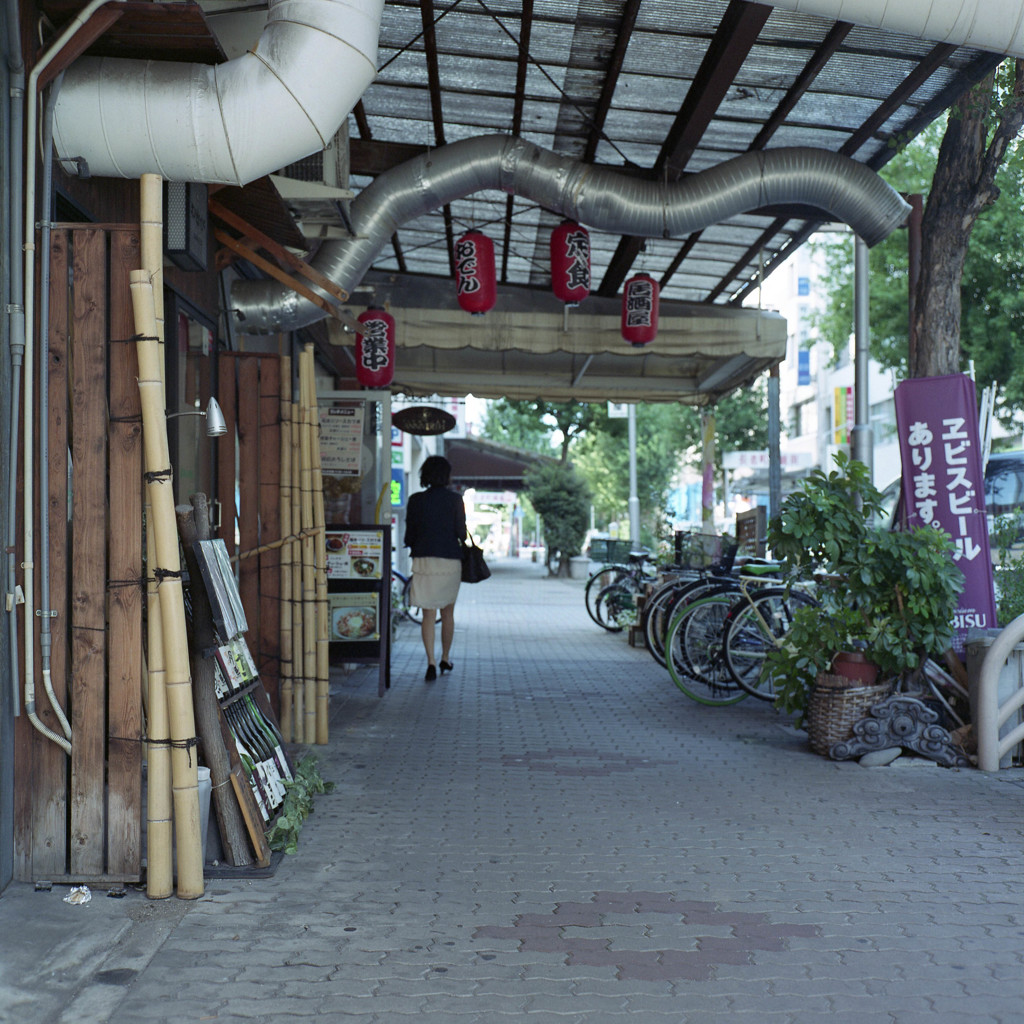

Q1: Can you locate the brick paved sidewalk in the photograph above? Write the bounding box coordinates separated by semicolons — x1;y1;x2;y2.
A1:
2;555;1024;1023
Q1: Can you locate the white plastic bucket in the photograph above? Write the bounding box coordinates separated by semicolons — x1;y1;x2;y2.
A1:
197;766;212;860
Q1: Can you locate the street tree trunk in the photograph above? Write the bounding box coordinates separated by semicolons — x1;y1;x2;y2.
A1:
911;61;1024;377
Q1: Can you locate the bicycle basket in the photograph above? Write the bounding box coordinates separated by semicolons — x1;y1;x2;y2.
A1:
675;532;723;570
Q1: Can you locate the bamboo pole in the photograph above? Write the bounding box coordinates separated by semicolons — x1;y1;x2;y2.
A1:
278;356;294;743
290;384;304;743
129;269;204;900
306;347;330;745
140;174;172;899
298;348;317;744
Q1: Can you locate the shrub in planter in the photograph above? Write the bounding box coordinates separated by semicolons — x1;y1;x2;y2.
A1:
764;453;963;723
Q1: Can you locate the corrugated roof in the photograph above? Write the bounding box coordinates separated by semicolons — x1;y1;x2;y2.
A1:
351;0;1000;311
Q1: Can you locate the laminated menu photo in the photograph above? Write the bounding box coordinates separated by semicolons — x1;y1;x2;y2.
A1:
328;592;380;642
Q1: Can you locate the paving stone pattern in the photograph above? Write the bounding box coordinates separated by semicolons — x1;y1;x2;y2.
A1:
3;556;1024;1023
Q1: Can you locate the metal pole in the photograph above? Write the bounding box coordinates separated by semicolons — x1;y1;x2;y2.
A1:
851;235;873;477
627;404;640;546
907;194;923;375
767;367;781;519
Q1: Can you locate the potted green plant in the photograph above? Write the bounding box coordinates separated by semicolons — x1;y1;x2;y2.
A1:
764;453;964;730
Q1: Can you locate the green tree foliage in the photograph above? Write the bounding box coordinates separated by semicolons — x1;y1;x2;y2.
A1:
481;388;769;547
812;63;1024;427
573;404;685;546
480;399;596;462
674;383;770;456
523;461;591;574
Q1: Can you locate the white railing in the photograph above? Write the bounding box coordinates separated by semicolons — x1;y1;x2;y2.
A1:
975;613;1024;771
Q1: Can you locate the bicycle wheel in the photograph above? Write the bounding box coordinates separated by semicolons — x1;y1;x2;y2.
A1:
594;582;637;632
723;588;816;700
680;590;741;687
664;589;747;706
402;571;423;624
390;570;411;623
585;563;632;626
642;574;709;667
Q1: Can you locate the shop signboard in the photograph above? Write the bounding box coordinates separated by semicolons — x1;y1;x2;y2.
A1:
894;373;997;653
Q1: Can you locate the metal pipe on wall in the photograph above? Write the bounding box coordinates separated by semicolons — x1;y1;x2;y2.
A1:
53;0;384;185
1;0;16;891
5;0;25;722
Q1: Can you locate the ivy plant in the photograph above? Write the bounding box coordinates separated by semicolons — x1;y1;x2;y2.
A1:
266;755;335;855
991;511;1024;626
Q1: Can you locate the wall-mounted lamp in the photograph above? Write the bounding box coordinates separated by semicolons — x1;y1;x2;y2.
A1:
167;397;228;437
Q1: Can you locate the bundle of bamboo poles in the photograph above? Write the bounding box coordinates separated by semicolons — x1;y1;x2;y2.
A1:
134;173;204;899
277;345;330;744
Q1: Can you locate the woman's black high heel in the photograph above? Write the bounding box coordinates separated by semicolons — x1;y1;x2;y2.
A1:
425;664;437;682
439;660;453;674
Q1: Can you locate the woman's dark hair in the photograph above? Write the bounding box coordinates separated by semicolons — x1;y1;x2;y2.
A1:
420;455;452;488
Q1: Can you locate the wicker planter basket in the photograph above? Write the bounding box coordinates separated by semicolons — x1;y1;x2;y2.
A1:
806;672;894;756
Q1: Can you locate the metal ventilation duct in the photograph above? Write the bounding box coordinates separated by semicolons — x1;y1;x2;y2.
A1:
760;0;1024;57
51;0;385;185
231;135;911;333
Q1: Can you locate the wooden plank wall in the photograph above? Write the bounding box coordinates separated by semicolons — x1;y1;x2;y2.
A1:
106;231;144;877
217;352;282;715
13;227;144;881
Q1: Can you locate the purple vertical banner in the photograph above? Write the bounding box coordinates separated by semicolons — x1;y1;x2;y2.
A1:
893;373;997;654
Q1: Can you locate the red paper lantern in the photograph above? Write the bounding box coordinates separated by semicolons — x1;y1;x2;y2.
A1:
355;307;396;388
621;273;659;346
550;220;591;305
453;230;496;315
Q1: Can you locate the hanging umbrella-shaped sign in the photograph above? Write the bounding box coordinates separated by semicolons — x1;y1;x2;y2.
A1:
355;307;395;388
453;230;496;315
621;273;659;346
550;220;591;306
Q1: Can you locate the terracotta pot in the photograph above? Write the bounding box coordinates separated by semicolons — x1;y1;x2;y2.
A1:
830;650;880;685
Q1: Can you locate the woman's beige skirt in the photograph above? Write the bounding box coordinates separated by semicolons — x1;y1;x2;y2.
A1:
409;557;461;609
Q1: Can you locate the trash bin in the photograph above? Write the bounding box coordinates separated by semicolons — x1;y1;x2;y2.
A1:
569;555;591;579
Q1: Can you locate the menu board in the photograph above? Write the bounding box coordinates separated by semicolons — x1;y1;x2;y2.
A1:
328;592;380;642
319;403;365;475
193;538;248;642
326;529;384;580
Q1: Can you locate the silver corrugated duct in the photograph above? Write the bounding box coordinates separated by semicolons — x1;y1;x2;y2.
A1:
760;1;1024;58
52;0;384;185
231;134;910;333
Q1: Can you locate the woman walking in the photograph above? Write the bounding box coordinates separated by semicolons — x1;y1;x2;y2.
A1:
404;456;467;681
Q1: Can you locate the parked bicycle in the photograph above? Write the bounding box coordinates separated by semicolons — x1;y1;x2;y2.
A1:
390;568;421;625
639;544;740;666
584;549;658;631
663;566;816;705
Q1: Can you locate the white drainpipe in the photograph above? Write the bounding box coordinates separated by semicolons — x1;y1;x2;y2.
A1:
759;1;1024;58
52;0;384;185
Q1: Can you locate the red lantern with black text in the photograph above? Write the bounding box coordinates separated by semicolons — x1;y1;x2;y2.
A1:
355;307;396;388
621;273;659;346
550;220;590;305
453;230;496;315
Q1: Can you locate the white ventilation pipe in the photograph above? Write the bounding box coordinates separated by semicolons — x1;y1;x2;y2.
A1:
231;134;911;333
759;0;1024;58
52;0;384;185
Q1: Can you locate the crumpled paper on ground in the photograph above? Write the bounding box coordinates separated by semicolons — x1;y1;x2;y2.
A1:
63;885;91;905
